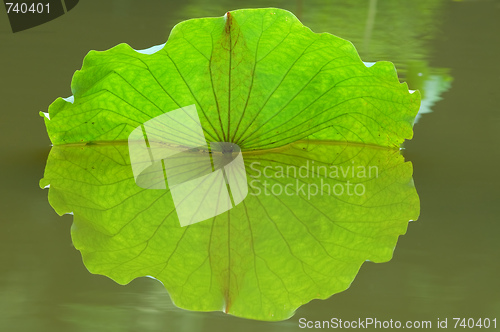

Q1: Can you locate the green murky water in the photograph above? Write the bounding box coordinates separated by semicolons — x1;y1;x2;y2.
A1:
1;0;499;331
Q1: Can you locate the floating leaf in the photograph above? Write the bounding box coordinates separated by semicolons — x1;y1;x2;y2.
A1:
41;8;419;150
40;8;421;321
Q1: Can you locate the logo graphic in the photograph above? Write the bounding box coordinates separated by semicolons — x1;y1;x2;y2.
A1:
128;105;248;227
4;0;79;33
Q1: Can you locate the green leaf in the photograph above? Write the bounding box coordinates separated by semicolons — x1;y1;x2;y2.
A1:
42;8;420;150
40;8;421;321
40;141;419;321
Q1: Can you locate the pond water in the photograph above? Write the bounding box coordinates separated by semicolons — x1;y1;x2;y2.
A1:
1;0;499;331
